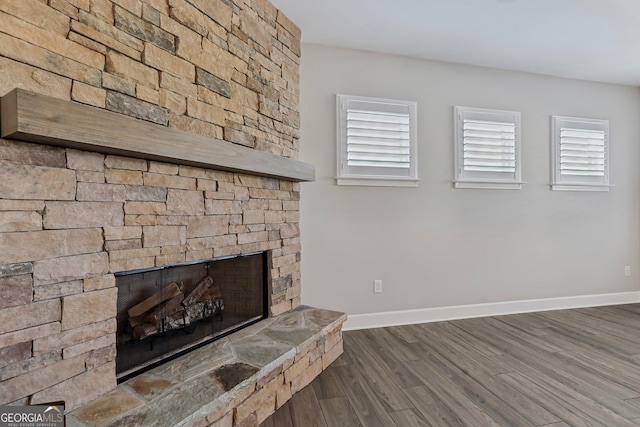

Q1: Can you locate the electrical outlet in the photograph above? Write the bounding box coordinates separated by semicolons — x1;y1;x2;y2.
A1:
374;279;382;293
625;266;631;277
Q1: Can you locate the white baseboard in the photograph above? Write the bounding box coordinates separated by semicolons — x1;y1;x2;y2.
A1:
343;291;640;331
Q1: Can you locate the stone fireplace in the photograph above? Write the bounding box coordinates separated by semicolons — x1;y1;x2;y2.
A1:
115;252;267;380
0;0;346;425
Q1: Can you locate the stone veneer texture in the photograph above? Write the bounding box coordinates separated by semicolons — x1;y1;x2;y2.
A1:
0;0;306;412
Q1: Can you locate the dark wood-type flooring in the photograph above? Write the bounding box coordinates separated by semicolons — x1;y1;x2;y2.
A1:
262;304;640;426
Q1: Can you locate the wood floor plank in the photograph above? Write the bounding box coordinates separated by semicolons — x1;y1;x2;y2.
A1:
262;305;640;427
402;385;465;427
331;363;399;427
389;408;433;427
344;332;416;408
414;323;561;426
287;385;327;427
311;367;345;400
318;397;362;427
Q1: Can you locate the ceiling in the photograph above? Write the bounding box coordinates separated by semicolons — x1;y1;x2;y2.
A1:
269;0;640;87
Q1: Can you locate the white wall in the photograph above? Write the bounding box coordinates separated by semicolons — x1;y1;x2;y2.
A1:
298;44;640;320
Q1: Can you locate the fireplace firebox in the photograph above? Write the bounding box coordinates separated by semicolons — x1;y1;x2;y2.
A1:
115;252;267;381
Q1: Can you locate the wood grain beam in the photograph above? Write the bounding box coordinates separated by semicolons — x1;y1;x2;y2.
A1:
0;89;314;182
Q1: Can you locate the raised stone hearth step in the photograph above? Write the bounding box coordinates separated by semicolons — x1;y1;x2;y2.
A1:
66;306;346;427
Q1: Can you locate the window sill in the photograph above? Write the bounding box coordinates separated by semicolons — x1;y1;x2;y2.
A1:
551;183;612;192
337;176;419;187
454;180;523;190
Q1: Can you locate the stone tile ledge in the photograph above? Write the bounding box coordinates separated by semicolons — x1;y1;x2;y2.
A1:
66;306;346;427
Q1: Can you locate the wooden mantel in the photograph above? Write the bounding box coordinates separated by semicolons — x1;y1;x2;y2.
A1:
0;89;314;182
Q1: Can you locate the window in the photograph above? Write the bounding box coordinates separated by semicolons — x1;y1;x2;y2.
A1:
454;106;523;189
551;116;610;191
336;94;418;187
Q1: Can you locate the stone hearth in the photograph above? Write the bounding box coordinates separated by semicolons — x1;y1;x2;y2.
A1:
67;306;345;427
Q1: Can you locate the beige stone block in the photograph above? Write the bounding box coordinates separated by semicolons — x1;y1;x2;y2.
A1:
186;97;225;126
0;273;32;309
124;201;167;215
178;165;207;179
104;226;142;240
156;252;186;266
71;20;141;61
159;71;198;97
64;333;115;359
322;340;344;370
279;223;299;239
149;161;179;175
290;358;322;395
105;169;143;185
0;211;41;232
34;318;116;356
143;172;196;190
0;299;60;335
72;81;107;108
207;412;232;427
238;231;268;245
161;244;187;255
168;113;223;140
275;381;292;409
0;56;71;100
0;30;101;86
85;343;116;370
31;360;116;411
67;149;105;171
61;288;117;330
270;300;292;317
0;228;103;265
136;84;160;104
283;354;309;384
76;182;126;201
196;178;217;192
166;189;204;215
76;170;105;183
34;280;84;301
109;256;155;273
145;43;195;81
205;200;242;215
0;355;85;405
187;234;236;251
0;140;64;169
167;0;207;35
108;247;160;261
0;200;44;212
0;0;69;36
264;210;285;224
84;274;116;292
106;50;159;88
143;225;187;247
243;210;265;225
44;201;124;229
185;249;213;261
125;214;157;226
125;185;167;202
188;0;232;30
205;191;235;200
104;239;141;251
105;155;148;171
0;322;59;349
0;161;75;200
159;88;187;114
33;253;109;287
186;215;228;238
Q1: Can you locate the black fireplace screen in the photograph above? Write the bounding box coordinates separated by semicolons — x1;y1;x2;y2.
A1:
115;252;267;381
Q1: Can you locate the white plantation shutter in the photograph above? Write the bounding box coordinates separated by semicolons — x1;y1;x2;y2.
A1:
552;116;610;191
346;109;411;169
337;95;418;187
454;106;522;189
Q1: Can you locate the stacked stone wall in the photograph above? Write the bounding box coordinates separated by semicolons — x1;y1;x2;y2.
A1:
0;0;303;411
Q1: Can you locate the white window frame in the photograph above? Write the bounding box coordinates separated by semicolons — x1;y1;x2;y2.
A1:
336;94;418;187
454;106;523;190
551;116;611;192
